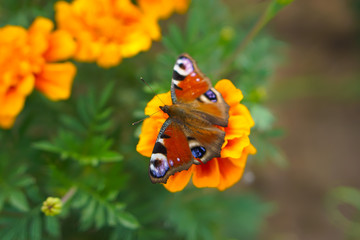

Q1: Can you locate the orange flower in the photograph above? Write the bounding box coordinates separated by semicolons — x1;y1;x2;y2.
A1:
55;0;163;68
137;0;190;20
0;17;76;129
136;80;256;192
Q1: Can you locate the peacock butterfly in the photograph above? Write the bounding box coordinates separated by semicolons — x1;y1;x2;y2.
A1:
149;54;230;184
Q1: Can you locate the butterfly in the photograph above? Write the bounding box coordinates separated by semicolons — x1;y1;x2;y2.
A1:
149;54;230;184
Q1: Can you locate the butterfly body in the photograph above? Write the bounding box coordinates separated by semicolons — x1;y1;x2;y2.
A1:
149;54;230;184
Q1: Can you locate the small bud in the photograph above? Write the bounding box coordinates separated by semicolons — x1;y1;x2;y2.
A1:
220;26;235;42
255;86;267;100
276;0;293;5
41;197;62;216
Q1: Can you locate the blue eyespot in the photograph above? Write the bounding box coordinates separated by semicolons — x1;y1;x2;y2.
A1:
205;89;217;102
150;159;169;178
191;146;206;158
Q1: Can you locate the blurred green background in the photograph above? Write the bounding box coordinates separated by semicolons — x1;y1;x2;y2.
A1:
0;0;359;239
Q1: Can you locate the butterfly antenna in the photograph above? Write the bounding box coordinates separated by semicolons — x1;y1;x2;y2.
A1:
131;109;162;126
140;77;166;105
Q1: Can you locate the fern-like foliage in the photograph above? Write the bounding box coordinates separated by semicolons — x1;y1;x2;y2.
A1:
70;187;139;231
34;82;122;165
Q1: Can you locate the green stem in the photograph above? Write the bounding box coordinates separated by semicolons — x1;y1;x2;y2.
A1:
216;8;269;79
61;186;77;204
216;0;293;79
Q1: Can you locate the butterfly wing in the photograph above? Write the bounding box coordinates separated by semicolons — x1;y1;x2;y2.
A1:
149;119;194;183
171;53;229;127
181;113;226;165
149;54;232;183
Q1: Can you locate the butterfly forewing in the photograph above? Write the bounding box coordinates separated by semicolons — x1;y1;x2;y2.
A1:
171;54;229;127
171;54;212;104
149;119;194;183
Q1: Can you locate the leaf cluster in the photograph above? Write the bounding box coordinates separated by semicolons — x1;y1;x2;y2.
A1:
0;0;290;239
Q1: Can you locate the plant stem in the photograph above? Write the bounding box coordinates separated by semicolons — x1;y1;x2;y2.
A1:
61;186;78;204
215;3;271;79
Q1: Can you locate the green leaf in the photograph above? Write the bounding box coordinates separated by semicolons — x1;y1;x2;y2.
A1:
80;199;97;230
72;193;90;208
29;216;42;240
14;176;35;187
60;115;86;132
45;215;61;237
8;190;29;212
77;96;92;125
33;141;61;153
99;81;115;108
265;0;294;22
251;105;275;131
107;209;117;226
117;211;140;229
94;205;106;229
98;151;123;162
0;193;5;211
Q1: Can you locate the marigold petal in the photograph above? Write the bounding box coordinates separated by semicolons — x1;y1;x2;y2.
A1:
142;16;161;40
138;0;174;20
0;115;16;129
44;30;76;62
136;117;165;157
29;17;53;35
0;26;27;43
55;1;81;33
163;166;194;192
97;43;122;68
217;145;256;191
215;79;243;106
230;104;255;127
28;17;54;57
17;75;35;96
227;144;256;168
35;62;76;101
0;90;26;117
225;115;251;140
174;0;190;14
222;137;250;159
144;92;172;118
120;32;152;58
74;36;103;62
192;159;220;188
217;157;245;191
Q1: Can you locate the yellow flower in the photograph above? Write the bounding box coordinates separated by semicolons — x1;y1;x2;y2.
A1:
0;17;76;129
137;0;190;20
41;197;62;216
55;0;162;68
136;80;256;192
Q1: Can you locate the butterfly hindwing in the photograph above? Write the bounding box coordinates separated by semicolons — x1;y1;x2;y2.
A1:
181;116;226;164
149;119;194;183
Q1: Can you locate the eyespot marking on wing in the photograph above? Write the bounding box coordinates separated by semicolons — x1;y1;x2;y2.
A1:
149;153;169;178
152;142;167;155
161;133;171;139
204;89;217;102
173;84;183;90
174;57;194;77
191;146;206;158
173;70;186;81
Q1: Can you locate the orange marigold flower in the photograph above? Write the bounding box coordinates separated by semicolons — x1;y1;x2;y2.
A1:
0;17;76;129
137;0;190;20
136;79;256;192
55;0;162;68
